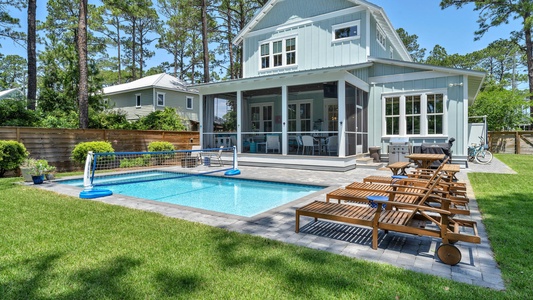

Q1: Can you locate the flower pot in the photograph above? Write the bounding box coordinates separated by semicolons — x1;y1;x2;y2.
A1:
20;167;33;182
32;175;45;184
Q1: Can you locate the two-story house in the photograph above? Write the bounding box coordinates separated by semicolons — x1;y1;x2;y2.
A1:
194;0;485;170
103;73;200;131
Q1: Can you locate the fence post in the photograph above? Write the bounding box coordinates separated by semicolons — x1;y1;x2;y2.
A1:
516;131;520;154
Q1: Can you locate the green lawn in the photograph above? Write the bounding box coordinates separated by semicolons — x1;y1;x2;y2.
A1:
0;154;530;299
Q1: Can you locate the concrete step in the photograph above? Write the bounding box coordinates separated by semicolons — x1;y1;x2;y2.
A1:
356;157;386;169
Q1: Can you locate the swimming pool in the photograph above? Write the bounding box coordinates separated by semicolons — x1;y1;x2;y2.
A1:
60;172;324;217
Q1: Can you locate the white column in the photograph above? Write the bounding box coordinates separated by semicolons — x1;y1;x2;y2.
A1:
281;85;288;155
237;90;242;153
199;93;203;147
338;80;346;157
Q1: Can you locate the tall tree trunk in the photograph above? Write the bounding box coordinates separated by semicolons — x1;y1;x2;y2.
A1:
526;18;533;129
26;0;37;110
78;0;89;129
201;0;210;83
132;19;137;80
115;15;122;84
226;6;234;79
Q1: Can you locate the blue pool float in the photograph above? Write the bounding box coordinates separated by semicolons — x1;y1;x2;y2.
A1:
79;189;113;199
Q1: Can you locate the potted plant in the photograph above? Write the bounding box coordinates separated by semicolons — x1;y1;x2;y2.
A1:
29;159;48;184
19;158;37;182
44;164;57;180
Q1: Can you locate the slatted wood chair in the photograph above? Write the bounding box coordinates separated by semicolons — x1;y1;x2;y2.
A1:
296;182;480;265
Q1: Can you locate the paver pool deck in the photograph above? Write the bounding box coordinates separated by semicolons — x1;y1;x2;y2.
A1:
36;157;514;290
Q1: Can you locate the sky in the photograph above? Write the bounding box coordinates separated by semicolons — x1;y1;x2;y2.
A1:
0;0;523;70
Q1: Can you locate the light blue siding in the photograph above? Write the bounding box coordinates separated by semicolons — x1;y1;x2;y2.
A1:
253;0;355;31
367;71;468;156
244;9;368;77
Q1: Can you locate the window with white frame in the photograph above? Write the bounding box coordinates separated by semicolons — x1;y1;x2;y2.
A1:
250;103;273;132
332;20;360;42
427;94;444;134
135;94;141;108
383;92;446;136
259;37;297;70
186;96;193;109
376;27;386;49
157;92;165;106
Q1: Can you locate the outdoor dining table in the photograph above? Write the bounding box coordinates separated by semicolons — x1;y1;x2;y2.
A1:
405;153;446;169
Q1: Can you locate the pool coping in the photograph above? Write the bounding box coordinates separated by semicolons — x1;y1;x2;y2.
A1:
30;164;505;290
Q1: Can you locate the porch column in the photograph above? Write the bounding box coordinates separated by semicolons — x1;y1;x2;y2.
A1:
199;93;204;147
338;80;346;157
236;90;242;153
282;85;288;155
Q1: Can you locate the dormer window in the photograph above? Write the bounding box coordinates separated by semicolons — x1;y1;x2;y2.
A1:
259;36;297;70
332;20;360;42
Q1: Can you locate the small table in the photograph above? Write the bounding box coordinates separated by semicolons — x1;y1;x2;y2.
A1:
441;163;460;182
405;153;446;169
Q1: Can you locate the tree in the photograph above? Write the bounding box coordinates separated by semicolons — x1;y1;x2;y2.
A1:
396;28;426;62
470;83;532;130
0;54;26;89
78;0;89;129
0;0;25;47
440;0;533;127
27;0;37;110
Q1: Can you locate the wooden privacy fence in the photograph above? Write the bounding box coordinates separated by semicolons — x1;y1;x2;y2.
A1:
0;127;200;171
488;131;533;155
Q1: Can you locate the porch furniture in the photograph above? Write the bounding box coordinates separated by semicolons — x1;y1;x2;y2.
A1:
191;145;203;165
216;137;232;148
295;197;480;265
295;136;303;154
265;135;280;153
410;164;461;182
301;135;319;155
207;146;224;166
405;153;446;169
386;161;411;175
325;136;338;155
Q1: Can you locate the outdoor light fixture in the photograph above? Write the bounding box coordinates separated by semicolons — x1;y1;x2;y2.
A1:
448;82;463;87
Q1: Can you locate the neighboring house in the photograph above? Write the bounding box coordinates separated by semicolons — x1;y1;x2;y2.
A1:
102;73;199;131
194;0;485;169
0;88;25;100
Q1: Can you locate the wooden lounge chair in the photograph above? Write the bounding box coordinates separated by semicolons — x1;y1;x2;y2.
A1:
296;193;480;266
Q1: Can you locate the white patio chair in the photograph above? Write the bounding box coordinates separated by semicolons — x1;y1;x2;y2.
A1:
191;145;203;165
265;135;280;153
301;135;319;155
325;136;338;156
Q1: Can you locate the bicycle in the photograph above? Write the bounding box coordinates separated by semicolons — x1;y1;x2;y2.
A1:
467;136;493;164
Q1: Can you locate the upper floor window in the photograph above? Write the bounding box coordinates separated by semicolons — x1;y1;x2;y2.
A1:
259;37;297;70
157;92;165;106
186;96;193;110
376;27;386;49
383;92;446;136
332;20;360;42
135;94;141;108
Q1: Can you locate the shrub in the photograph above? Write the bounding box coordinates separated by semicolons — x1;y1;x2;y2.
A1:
119;155;151;168
71;141;115;164
135;107;187;131
148;141;175;165
0;99;40;127
148;141;175;152
0;140;29;177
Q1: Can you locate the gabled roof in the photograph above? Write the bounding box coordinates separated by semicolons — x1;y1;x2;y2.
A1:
102;73;197;95
0;88;24;99
232;0;411;61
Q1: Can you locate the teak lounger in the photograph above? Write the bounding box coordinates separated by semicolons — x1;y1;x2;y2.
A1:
295;197;480;265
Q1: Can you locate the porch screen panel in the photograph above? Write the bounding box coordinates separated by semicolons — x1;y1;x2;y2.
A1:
288;104;297;131
345;83;356;156
263;105;273;132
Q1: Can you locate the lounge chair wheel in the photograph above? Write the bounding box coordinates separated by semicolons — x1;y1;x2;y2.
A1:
437;244;462;265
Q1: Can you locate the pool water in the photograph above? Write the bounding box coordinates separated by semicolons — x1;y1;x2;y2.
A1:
61;173;324;217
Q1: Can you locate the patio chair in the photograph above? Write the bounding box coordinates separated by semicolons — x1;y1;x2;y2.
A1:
301;135;319;155
325;136;338;156
265;135;280;153
208;146;224;166
191;145;203;165
296;136;303;154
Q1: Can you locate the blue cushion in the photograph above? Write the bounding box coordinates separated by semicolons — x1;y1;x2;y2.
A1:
367;195;388;209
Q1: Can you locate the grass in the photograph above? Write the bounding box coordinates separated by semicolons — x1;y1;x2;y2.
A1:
0;154;530;299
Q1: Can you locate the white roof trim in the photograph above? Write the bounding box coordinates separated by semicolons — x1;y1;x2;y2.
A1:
232;0;411;61
368;57;486;78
